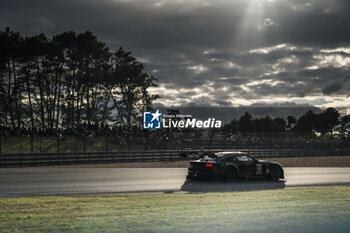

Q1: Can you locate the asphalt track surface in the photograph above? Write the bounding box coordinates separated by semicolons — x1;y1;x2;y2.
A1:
1;167;350;196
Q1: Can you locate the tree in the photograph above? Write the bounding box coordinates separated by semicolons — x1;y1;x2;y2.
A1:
111;47;159;127
272;117;286;132
287;115;296;131
340;115;350;141
238;112;253;132
294;110;317;133
0;28;160;132
0;28;24;129
314;108;340;135
75;31;110;126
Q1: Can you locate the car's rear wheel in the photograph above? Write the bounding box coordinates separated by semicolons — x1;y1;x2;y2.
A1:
270;166;282;181
224;167;237;181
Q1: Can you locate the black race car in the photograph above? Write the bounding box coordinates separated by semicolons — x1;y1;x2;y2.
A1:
186;152;284;181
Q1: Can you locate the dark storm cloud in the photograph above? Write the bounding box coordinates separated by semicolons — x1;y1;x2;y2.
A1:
1;0;350;106
323;82;342;95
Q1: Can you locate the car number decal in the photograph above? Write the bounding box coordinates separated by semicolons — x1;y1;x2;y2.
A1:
256;163;262;175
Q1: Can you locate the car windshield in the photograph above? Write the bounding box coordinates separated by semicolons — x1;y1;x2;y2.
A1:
236;155;254;162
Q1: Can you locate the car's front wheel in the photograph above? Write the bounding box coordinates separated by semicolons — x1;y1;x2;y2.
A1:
224;167;237;181
270;166;282;181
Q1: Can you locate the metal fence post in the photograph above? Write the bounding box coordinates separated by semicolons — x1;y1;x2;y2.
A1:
30;133;34;153
19;136;22;154
128;136;130;151
75;136;78;152
39;136;42;153
57;135;60;153
83;136;86;152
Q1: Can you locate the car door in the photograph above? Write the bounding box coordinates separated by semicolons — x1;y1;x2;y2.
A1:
219;155;236;176
235;154;257;176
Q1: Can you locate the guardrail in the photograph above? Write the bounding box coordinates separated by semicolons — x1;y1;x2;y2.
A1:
0;148;347;167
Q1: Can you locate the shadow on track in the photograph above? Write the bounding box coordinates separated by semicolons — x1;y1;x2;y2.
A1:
181;178;286;193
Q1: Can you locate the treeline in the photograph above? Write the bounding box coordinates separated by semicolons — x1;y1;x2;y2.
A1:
224;108;350;135
0;28;159;132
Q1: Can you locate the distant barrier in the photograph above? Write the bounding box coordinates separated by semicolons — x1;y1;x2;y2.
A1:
0;134;345;154
0;148;347;167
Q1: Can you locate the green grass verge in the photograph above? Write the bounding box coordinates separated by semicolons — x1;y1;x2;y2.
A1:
1;186;350;233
